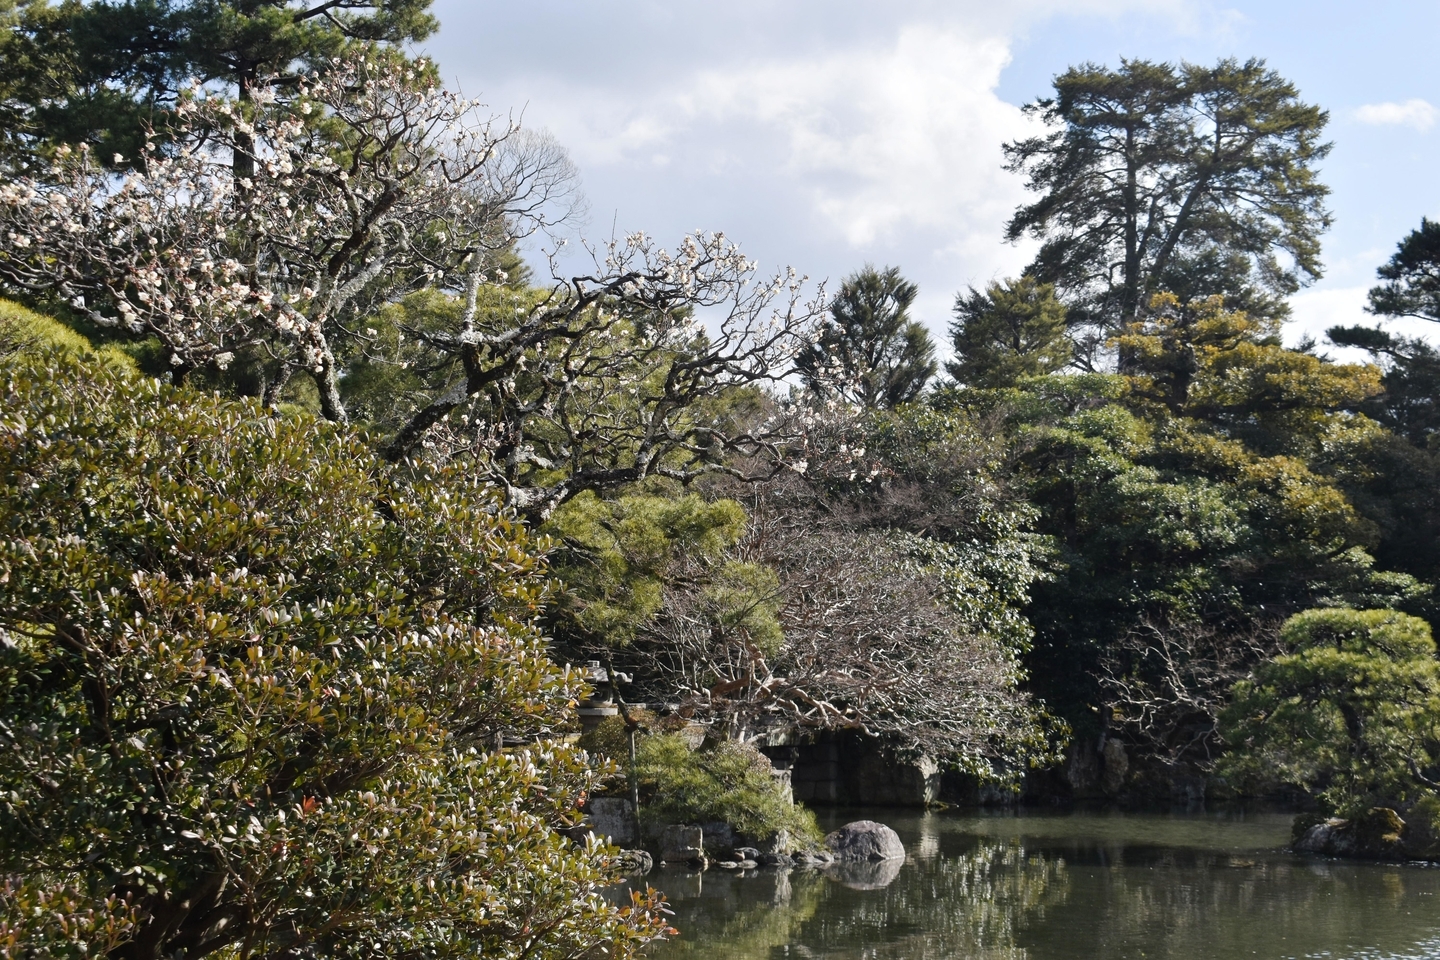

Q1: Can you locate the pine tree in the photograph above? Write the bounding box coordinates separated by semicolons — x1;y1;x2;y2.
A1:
948;275;1071;387
798;265;937;408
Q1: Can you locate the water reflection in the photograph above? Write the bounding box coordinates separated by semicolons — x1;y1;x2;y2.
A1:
823;857;903;891
640;809;1440;960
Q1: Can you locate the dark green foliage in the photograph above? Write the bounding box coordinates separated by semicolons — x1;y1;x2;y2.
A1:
1005;58;1331;332
1;0;436;168
797;264;937;408
0;0;75;171
948;275;1072;388
1220;609;1440;815
968;296;1417;742
0;345;665;958
1324;324;1440;590
1406;795;1440;858
1368;217;1440;324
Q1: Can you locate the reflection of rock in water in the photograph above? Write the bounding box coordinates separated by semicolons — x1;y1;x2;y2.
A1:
657;867;704;900
824;856;904;890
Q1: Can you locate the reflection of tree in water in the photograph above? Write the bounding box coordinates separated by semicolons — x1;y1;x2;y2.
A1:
802;837;1069;960
652;834;1071;960
647;868;826;958
649;817;1440;960
1012;849;1434;960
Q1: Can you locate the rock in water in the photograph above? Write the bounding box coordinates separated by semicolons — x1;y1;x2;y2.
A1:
825;820;905;861
587;797;637;846
1293;807;1407;860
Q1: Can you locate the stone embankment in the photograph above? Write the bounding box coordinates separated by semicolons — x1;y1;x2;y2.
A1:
575;800;909;885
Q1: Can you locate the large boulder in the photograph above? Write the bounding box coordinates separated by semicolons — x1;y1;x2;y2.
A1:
749;828;793;856
701;821;739;856
825;820;905;862
1100;738;1130;795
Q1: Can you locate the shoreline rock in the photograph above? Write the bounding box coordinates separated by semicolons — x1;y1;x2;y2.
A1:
659;824;705;866
825;820;905;862
1291;806;1436;861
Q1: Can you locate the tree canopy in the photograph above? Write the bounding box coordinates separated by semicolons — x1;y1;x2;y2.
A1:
2;0;1438;839
947;293;1420;768
1004;58;1331;338
0;0;436;170
1367;216;1440;325
948;275;1072;388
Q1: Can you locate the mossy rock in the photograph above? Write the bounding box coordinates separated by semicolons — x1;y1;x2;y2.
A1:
1293;807;1408;859
1291;811;1326;845
1352;806;1405;853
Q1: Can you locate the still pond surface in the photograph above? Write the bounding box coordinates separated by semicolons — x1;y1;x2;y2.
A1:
639;808;1440;960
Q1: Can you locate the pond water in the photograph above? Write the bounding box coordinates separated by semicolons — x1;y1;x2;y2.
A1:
638;808;1440;960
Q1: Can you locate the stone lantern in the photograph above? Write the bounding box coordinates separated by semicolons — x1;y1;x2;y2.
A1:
576;660;619;731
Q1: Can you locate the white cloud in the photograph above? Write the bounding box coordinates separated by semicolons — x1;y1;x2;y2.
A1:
1286;286;1369;356
1354;99;1438;132
666;28;1036;246
475;23;1043;325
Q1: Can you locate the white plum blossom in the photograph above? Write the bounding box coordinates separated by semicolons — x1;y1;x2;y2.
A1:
0;54;827;514
0;56;571;414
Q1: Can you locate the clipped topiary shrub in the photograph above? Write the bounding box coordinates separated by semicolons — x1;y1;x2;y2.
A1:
0;297;137;371
1221;607;1440;816
580;717;820;847
637;734;821;845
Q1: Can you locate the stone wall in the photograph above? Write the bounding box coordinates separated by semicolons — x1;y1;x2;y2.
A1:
767;732;942;807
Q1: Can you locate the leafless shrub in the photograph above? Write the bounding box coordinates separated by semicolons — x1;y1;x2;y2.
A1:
1100;617;1282;770
613;492;1055;772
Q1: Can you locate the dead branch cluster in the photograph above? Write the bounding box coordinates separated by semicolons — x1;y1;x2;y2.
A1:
1099;617;1281;769
610;478;1047;762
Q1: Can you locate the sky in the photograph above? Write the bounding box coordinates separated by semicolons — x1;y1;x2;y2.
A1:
419;0;1440;358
